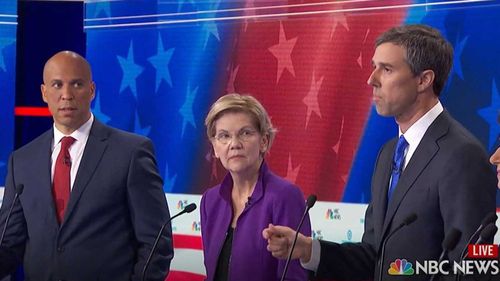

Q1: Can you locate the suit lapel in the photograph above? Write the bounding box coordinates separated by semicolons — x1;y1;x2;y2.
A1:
61;120;109;226
35;129;60;226
372;140;396;246
381;112;449;241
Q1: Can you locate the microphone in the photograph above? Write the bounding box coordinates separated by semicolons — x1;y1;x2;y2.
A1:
0;184;25;246
429;228;461;281
456;224;498;281
455;213;497;281
458;213;497;261
474;223;497;245
280;194;317;281
245;196;252;207
141;203;197;281
378;213;417;281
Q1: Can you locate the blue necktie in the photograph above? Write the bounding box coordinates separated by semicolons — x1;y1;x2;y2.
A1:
387;135;408;202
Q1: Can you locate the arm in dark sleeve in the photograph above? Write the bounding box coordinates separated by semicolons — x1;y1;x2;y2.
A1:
0;154;26;277
314;203;377;280
127;139;173;281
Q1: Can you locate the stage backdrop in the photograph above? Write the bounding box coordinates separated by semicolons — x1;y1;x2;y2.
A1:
84;0;500;279
0;1;16;187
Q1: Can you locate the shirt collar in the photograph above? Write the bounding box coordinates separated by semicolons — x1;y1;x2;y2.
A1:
399;101;443;147
53;114;94;147
219;160;268;203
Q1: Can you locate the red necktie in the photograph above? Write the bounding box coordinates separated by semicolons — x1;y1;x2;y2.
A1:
53;136;76;223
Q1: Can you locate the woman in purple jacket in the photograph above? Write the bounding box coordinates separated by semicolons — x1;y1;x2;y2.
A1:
201;94;311;281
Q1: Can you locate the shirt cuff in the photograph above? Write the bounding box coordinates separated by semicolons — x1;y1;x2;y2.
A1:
300;239;320;272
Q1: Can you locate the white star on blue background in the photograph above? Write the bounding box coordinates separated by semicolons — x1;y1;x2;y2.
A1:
148;34;175;93
202;0;221;50
134;110;151;137
441;34;469;98
93;1;111;18
91;91;111;124
179;83;198;138
118;41;144;99
164;163;178;192
177;0;195;12
478;79;500;150
0;37;15;72
452;35;468;80
203;21;220;50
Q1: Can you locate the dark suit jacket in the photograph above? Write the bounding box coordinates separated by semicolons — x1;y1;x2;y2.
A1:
0;119;173;281
315;111;497;281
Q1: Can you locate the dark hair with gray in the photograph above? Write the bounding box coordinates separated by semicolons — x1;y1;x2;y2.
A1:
375;24;453;96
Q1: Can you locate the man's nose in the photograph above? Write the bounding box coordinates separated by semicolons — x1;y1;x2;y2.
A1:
489;148;500;165
367;70;376;86
60;85;74;100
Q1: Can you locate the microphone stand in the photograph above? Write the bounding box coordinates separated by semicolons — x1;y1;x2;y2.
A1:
0;184;24;246
429;228;461;281
280;195;317;281
377;213;417;281
141;203;197;281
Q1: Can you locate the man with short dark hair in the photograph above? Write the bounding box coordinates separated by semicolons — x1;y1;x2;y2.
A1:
263;24;496;281
0;51;173;281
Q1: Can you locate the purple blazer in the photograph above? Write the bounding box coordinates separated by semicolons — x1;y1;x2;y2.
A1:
200;162;311;281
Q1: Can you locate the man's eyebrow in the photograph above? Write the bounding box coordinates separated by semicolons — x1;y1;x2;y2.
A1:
373;61;393;68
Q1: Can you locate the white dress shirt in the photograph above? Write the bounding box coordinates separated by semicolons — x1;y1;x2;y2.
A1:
50;114;94;190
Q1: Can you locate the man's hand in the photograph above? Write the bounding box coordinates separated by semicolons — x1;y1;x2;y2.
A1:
262;224;313;263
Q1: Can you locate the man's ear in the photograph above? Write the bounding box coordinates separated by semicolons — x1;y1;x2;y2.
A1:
417;70;435;93
90;81;96;101
41;84;48;104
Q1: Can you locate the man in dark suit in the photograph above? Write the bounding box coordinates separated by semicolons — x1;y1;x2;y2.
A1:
0;51;173;280
263;24;497;280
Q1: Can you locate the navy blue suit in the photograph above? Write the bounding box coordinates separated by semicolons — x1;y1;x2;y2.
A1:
0;119;173;281
315;111;496;281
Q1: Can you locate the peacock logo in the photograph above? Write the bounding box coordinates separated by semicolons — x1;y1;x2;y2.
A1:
191;221;201;231
177;200;188;210
388;259;414;275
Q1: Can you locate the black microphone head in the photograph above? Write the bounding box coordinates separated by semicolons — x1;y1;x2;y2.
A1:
480;212;497;227
306;195;317;209
402;213;417;226
183;203;197;213
479;224;498;242
442;228;462;251
15;184;24;195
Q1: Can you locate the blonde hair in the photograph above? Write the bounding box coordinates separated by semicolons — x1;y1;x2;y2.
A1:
205;94;277;150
